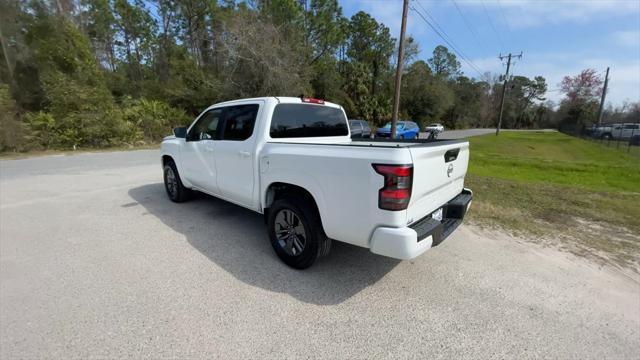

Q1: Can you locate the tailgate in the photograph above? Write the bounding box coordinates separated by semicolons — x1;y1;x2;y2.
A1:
406;141;469;224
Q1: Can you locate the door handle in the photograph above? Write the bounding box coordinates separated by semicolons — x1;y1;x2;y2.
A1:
239;151;251;158
205;147;215;152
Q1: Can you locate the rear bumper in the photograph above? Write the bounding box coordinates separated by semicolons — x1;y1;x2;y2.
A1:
369;188;472;260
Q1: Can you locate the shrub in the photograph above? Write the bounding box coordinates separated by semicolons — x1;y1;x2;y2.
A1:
122;98;190;142
24;111;56;149
0;85;29;152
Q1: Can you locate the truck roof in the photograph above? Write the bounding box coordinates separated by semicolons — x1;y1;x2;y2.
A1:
209;96;343;109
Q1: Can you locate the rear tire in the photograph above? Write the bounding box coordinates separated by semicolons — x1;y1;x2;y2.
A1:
163;160;192;203
267;196;331;269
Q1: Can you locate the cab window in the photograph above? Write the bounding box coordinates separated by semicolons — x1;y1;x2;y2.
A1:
221;104;259;141
187;109;223;141
270;104;348;138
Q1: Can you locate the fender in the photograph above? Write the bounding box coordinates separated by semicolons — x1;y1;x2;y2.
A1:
161;140;194;188
261;171;332;237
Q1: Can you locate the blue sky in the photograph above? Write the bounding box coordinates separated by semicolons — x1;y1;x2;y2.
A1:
340;0;640;107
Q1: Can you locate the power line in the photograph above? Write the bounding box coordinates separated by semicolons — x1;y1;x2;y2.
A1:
496;0;515;46
450;0;489;53
480;0;505;50
416;1;463;49
411;3;485;77
411;5;484;77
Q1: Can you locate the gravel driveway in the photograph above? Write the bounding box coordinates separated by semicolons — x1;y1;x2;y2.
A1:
1;150;638;359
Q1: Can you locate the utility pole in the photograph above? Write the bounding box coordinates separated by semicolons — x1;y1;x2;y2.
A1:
496;52;522;135
391;0;409;139
596;67;610;126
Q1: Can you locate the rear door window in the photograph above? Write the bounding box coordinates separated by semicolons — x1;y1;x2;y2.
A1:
270;104;348;138
221;104;259;141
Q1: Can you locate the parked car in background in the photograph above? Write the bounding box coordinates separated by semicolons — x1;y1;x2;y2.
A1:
596;123;640;140
348;119;372;138
424;123;445;139
592;125;612;139
425;123;445;133
376;121;420;139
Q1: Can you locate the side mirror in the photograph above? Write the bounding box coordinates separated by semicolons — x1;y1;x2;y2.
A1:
173;126;187;138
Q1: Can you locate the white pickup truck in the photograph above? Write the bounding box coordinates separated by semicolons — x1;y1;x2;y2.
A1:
161;97;472;269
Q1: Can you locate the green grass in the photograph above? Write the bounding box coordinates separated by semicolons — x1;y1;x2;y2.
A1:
469;131;640;192
466;131;640;270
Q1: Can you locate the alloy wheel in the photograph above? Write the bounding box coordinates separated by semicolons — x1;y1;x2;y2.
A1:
274;209;307;256
165;167;177;198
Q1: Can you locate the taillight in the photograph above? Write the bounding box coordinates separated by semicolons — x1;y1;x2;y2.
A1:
301;97;325;104
372;164;413;211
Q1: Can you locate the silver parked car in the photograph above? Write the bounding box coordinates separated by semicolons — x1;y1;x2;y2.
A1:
348;119;373;138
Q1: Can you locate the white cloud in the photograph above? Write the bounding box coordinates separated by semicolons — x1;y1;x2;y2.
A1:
340;1;640;106
613;30;640;48
464;53;640;106
464;0;640;29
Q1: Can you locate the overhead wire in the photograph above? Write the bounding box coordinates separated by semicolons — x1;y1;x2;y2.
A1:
496;0;515;47
415;1;486;75
450;0;489;52
412;1;486;78
480;0;505;50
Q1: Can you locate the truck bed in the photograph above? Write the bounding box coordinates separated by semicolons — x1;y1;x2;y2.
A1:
261;137;469;248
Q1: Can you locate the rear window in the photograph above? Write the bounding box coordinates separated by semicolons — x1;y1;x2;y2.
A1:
382;122;405;129
270;104;348;138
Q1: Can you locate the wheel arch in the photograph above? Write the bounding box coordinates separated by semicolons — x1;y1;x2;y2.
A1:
162;155;174;167
161;152;193;188
263;182;325;231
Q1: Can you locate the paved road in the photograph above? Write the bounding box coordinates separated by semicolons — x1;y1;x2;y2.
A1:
421;128;495;139
419;128;556;140
1;150;638;359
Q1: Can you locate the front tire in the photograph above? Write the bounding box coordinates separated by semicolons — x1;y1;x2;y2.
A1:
267;196;330;269
163;161;192;203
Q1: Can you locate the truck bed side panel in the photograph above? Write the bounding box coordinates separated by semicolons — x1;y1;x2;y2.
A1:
260;143;412;248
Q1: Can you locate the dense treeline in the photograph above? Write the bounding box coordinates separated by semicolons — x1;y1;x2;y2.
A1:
0;0;635;151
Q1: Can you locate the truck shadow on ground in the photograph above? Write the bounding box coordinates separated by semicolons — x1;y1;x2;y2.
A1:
128;183;400;305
